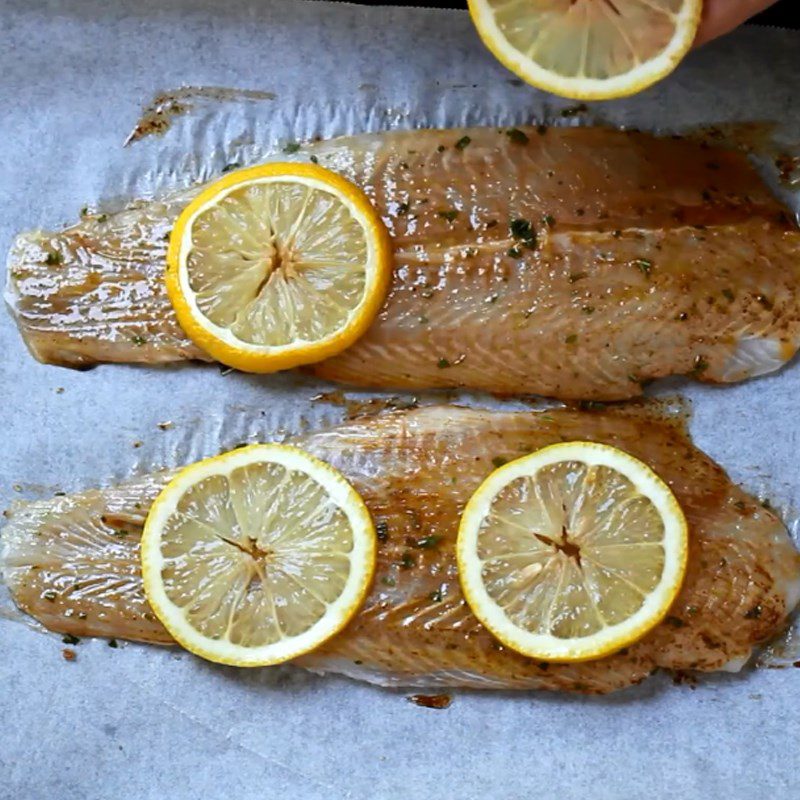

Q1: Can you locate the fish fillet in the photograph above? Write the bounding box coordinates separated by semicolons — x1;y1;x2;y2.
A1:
6;126;800;399
3;405;798;693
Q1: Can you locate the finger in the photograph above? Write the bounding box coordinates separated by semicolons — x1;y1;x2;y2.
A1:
694;0;778;47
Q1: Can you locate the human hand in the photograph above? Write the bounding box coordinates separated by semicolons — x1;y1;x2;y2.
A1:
695;0;778;46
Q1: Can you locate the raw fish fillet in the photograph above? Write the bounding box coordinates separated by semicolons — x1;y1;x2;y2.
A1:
3;406;798;693
6;126;800;400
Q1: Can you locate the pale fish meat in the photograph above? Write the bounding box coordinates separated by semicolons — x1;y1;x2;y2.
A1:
6;126;800;400
2;405;798;693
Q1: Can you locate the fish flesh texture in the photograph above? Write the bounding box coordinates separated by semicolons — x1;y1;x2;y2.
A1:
3;405;798;693
6;126;800;400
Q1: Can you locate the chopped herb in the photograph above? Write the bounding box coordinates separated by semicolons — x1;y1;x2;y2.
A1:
455;135;471;151
381;576;396;587
283;142;301;154
429;588;444;602
675;312;689;321
756;294;774;310
485;220;498;229
45;251;63;266
42;590;57;602
507;246;522;259
691;355;709;375
505;128;529;145
62;633;80;645
633;258;653;276
161;231;171;242
97;214;108;223
578;400;607;411
437;209;459;223
437;357;451;369
420;289;434;299
108;639;119;648
80;205;89;217
686;606;699;617
722;288;735;302
131;335;147;346
399;161;409;169
222;161;241;173
744;605;762;620
414;535;441;549
581;305;595;315
568;272;587;284
665;615;686;628
565;334;578;345
491;456;507;468
437;144;446;153
542;214;556;228
398;201;410;215
309;155;319;164
375;521;389;541
628;373;641;383
536;124;547;136
399;552;415;569
575;208;585;217
733;500;747;512
509;218;537;249
761;498;773;510
418;315;428;324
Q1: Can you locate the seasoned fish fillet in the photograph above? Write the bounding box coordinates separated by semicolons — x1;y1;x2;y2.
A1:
3;406;798;693
6;127;800;400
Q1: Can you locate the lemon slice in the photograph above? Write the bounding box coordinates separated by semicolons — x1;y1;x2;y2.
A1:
141;444;376;666
457;442;688;661
166;163;392;373
468;0;702;100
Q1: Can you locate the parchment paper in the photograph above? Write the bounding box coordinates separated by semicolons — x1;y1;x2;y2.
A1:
1;1;800;798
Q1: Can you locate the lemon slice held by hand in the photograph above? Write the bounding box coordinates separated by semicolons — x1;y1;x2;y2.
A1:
141;444;376;666
457;441;688;662
166;163;392;373
468;0;702;100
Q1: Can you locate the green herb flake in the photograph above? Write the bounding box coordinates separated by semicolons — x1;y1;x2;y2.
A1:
507;246;522;259
398;201;410;215
734;500;747;512
283;142;301;154
565;334;578;345
309;155;319;164
437;357;451;369
721;288;735;302
581;305;595;315
628;373;640;384
381;576;396;587
62;634;80;645
399;553;415;569
568;272;587;284
560;103;588;118
414;535;441;550
108;638;119;648
665;615;686;628
509;218;537;249
131;335;147;346
375;521;389;542
485;220;499;229
756;294;774;311
437;209;459;223
429;588;444;603
491;456;507;469
633;258;653;276
222;161;241;173
542;214;556;228
45;251;63;266
97;214;108;223
692;355;709;375
744;604;762;620
42;590;57;602
79;205;89;217
437;144;446;153
505;128;529;145
536;124;548;136
455;135;471;151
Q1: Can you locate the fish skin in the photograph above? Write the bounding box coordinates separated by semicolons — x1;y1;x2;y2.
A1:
3;406;798;694
6;127;800;399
